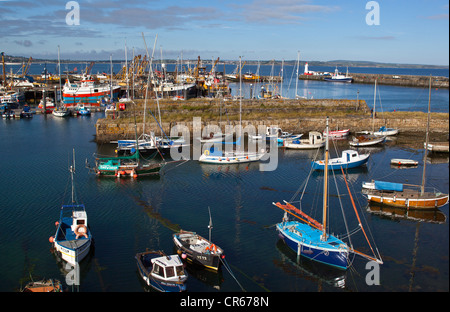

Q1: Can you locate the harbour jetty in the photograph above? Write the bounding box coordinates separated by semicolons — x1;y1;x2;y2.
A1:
95;98;449;144
299;73;449;88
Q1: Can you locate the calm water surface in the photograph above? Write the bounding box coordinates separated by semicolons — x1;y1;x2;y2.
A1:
1;112;448;292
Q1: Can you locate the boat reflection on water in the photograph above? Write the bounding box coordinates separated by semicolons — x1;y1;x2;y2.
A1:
366;203;447;224
274;240;347;290
50;245;96;291
180;258;225;291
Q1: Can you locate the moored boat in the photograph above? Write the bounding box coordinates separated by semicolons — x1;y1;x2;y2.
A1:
390;158;419;166
50;150;92;265
284;131;325;149
274;117;382;270
135;250;187;292
173;230;225;271
62;74;120;107
21;279;64;292
323;129;350;138
362;180;449;209
312;150;369;170
349;134;386;147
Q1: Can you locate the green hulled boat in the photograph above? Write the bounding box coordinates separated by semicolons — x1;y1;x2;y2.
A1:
91;153;164;178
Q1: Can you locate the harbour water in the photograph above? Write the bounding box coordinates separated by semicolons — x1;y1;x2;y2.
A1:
1;108;448;292
8;63;450;113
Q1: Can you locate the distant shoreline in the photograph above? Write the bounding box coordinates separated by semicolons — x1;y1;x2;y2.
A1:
3;55;448;69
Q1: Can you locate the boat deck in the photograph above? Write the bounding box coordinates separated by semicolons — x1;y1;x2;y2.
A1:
56;217;89;249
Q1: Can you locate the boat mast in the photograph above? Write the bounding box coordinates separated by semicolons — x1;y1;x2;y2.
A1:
372;79;377;133
208;206;213;242
57;46;62;106
239;56;242;139
321;117;329;241
70;149;75;204
295;51;299;98
421;75;432;194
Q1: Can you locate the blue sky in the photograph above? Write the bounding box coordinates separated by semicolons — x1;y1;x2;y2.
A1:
0;0;448;65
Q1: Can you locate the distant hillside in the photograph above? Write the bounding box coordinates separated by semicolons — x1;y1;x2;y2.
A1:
2;54;448;69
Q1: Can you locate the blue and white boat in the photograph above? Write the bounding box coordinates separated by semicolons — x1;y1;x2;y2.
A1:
136;250;188;292
311;150;369;170
50;150;92;265
76;104;91;116
274;118;383;270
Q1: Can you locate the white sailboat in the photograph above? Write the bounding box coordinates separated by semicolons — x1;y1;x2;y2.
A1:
53;46;71;117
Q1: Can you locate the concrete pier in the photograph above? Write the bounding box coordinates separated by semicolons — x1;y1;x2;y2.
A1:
95;98;449;143
299;73;448;88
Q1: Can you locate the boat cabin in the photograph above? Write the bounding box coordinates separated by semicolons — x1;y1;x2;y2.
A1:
308;131;323;144
71;210;88;233
151;255;186;281
341;150;360;162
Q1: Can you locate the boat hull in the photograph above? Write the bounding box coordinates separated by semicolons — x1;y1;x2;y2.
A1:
198;151;264;164
276;222;349;270
312;154;369;170
63;87;120;106
349;135;386;147
365;191;449;209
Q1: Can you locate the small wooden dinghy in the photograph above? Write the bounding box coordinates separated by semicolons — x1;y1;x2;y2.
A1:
390;159;419;166
21;279;64;292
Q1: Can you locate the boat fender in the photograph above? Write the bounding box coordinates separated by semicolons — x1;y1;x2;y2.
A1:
246;156;248;160
49;236;54;243
204;149;210;156
219;158;222;161
55;221;59;227
75;225;88;239
206;244;217;253
226;158;229;161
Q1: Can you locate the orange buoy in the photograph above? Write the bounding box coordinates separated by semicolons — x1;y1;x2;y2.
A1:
55;221;59;227
49;236;54;243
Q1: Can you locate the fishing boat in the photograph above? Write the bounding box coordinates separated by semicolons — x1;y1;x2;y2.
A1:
274;118;383;270
50;150;92;265
312;150;369;170
38;97;55;111
323;67;353;83
362;77;449;210
76;104;91;116
21;278;64;292
91;152;164;178
390;159;419;166
284;131;325;149
135;250;187;292
173;208;225;271
52;106;70;117
62;74;120;107
174;231;225;270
